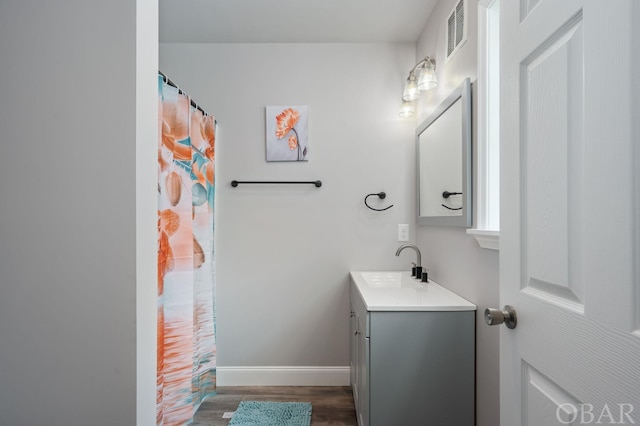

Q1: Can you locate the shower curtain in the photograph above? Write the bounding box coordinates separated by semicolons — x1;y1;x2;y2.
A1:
157;74;217;426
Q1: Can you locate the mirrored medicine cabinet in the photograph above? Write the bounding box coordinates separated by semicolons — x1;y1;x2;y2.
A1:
416;78;472;227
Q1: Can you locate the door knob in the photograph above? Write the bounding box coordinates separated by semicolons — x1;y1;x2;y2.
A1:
484;305;517;329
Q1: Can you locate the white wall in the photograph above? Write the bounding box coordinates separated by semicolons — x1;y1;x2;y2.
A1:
415;1;500;426
160;43;417;378
0;1;157;424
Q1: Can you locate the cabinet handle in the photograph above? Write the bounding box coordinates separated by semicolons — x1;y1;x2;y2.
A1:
354;330;360;335
350;311;355;317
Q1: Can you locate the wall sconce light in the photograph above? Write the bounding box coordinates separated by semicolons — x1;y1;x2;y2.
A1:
402;56;438;102
402;72;420;102
399;56;438;117
398;100;416;118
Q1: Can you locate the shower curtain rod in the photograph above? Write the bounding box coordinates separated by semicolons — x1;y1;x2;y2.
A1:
159;70;211;117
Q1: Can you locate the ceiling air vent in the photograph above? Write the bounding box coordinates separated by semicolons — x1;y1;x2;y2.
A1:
446;0;467;62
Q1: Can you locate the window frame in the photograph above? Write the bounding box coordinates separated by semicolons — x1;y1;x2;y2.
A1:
467;0;500;250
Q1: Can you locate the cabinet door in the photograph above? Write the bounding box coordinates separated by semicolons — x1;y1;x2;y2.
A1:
369;311;474;425
350;306;358;407
357;315;369;426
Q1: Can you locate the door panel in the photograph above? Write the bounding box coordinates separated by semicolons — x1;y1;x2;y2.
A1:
500;0;640;425
521;12;584;311
520;0;542;22
523;363;580;426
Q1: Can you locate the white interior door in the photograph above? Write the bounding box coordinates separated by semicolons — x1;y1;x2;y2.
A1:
499;1;640;425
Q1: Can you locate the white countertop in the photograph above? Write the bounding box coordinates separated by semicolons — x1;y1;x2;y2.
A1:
350;271;476;312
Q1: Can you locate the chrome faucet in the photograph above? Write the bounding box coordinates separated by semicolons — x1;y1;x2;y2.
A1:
395;244;422;277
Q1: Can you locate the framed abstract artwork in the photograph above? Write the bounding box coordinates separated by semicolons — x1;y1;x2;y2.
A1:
265;105;309;162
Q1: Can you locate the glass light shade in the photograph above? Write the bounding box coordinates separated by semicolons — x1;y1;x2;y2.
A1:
398;100;415;118
418;64;438;91
402;73;420;102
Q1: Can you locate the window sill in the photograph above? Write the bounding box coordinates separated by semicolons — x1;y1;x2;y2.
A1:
466;229;499;250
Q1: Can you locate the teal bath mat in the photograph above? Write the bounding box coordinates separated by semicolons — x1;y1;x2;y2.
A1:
229;401;312;426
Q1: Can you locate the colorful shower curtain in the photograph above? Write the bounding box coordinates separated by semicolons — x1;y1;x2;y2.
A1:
157;74;217;426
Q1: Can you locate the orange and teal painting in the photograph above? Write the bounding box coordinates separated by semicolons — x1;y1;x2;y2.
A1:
157;74;217;426
266;105;309;162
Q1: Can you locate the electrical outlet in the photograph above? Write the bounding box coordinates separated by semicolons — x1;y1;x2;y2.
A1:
398;224;409;241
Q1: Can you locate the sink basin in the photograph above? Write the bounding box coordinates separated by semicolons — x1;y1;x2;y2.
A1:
360;272;423;288
350;270;477;311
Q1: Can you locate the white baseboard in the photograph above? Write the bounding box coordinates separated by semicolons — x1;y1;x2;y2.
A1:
216;366;350;387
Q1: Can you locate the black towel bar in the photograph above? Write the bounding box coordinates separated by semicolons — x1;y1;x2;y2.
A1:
231;180;322;188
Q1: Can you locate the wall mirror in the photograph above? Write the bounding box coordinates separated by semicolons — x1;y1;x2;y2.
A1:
417;78;471;227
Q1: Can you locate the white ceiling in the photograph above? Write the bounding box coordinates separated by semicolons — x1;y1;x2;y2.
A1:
159;0;439;43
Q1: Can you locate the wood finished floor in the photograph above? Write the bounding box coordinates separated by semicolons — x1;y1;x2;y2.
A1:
192;386;358;426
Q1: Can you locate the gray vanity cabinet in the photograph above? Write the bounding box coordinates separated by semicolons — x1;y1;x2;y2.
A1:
350;284;475;426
